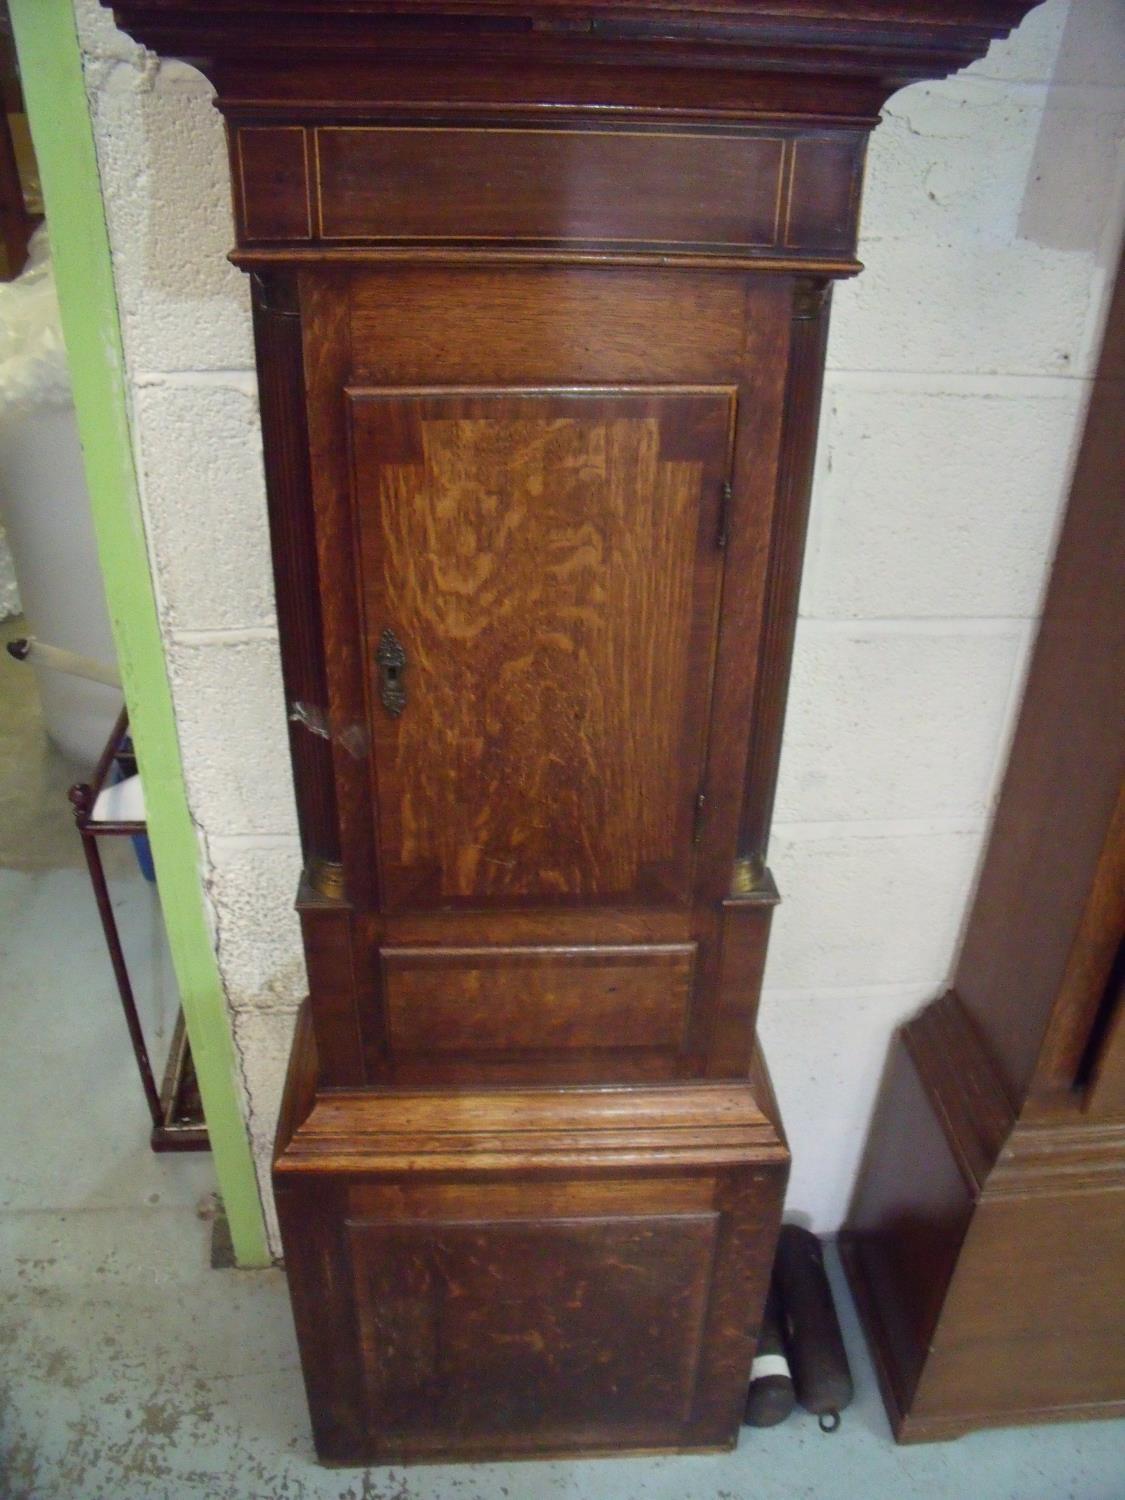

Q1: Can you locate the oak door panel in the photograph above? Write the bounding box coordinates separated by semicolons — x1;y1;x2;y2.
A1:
350;387;734;910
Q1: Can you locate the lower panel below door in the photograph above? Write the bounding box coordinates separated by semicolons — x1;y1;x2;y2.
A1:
273;1003;789;1465
347;1203;718;1453
380;942;695;1056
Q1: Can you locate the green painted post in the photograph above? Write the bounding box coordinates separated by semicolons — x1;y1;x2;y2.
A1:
10;0;271;1266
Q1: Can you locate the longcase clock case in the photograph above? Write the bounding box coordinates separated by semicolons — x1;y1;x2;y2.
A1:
112;0;1041;1465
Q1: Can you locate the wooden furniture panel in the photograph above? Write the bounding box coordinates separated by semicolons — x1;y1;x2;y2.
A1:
843;1017;1125;1441
351;385;733;908
273;1005;788;1464
235;126;311;241
298;887;364;1084
357;904;769;1085
783;136;863;253
951;257;1125;1110
916;1191;1125;1423
347;266;748;386
113;0;1043;1466
381;942;695;1055
233;121;866;263
290;264;793;1081
307;266;796;935
316;125;786;248
843;249;1125;1442
376;906;694;946
348;1211;718;1450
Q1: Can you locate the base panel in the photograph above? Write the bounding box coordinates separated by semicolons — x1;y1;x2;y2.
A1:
274;1002;788;1465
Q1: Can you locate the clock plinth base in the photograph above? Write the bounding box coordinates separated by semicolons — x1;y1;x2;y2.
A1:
274;1002;789;1465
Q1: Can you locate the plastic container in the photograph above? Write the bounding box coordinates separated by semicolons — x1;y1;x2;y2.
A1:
0;226;120;765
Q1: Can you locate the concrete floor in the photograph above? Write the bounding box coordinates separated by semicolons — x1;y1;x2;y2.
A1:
2;618;1124;1498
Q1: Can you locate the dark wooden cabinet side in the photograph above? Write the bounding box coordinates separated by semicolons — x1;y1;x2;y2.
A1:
250;272;342;896
110;0;1044;1465
842;250;1125;1442
738;279;833;886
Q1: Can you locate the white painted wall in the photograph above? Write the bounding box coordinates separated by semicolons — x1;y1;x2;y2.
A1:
73;0;1125;1250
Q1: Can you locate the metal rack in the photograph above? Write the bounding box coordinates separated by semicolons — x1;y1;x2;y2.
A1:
68;706;208;1152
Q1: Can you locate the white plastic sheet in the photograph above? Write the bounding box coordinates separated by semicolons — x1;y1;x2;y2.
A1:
0;226;121;764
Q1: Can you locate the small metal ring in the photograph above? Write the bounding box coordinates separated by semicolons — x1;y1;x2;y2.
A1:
819;1410;841;1434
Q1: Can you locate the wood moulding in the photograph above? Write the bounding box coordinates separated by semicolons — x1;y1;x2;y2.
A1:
872;989;1125;1202
113;4;1041;277
113;3;1039;94
279;1078;788;1177
842;989;1125;1439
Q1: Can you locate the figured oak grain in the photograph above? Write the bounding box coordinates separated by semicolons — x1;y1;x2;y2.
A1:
348;1212;718;1448
348;267;748;386
351;386;734;907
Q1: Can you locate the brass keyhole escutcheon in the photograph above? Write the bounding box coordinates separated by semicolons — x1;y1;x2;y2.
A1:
376;628;407;717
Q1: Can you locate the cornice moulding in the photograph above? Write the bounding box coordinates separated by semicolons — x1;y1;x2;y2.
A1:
111;2;1043;93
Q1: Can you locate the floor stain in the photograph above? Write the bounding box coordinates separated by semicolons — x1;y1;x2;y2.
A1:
138;1398;183;1442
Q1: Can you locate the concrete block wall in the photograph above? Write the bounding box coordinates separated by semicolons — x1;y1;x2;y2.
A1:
73;0;1125;1251
761;0;1125;1224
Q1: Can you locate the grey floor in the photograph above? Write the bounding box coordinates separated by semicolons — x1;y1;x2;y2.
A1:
2;613;1123;1500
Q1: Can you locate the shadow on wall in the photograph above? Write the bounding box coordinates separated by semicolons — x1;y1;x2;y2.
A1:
938;0;1125;1010
1020;0;1125;258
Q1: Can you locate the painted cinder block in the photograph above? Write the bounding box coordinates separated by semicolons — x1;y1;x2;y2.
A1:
204;838;307;1013
134;379;274;634
962;0;1066;85
83;53;252;374
979;0;1125;91
861;81;1124;265
763;828;985;993
774;625;1025;824
229;1004;302;1251
803;383;1085;619
165;639;299;840
73;0;147;68
839;41;1125;381
829;236;1099;379
758;987;936;1229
